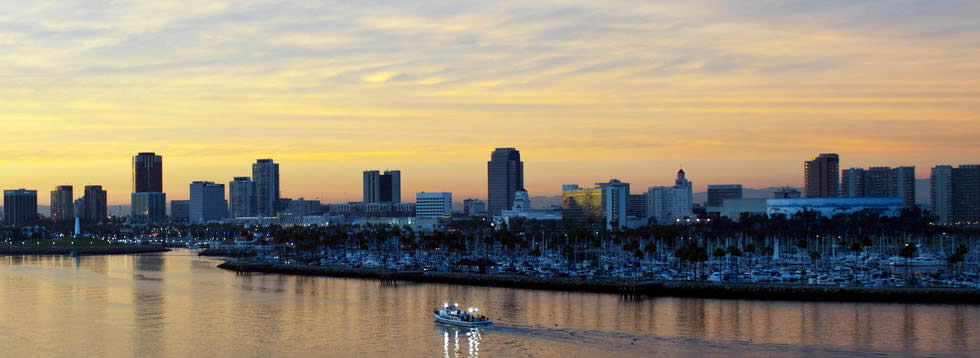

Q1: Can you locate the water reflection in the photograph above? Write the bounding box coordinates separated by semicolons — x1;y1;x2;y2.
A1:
0;251;976;357
438;325;481;358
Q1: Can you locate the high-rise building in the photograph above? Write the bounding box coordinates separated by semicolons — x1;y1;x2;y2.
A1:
285;198;322;216
415;192;452;218
647;186;691;225
252;159;280;216
229;177;257;218
131;152;166;225
627;194;647;218
706;184;743;207
50;185;73;222
841;166;915;206
931;165;980;224
363;170;401;203
132;152;163;193
83;185;108;222
595;179;629;229
170;200;190;223
463;198;487;217
675;169;693;206
774;187;802;198
131;192;166;225
804;153;839;198
3;189;37;226
189;181;227;223
561;183;627;230
487;148;523;216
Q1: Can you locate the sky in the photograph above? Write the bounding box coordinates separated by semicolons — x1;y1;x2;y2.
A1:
0;0;978;205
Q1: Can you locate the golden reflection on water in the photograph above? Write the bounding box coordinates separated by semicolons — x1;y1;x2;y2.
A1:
0;252;977;357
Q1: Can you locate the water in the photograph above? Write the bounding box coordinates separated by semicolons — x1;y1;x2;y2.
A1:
0;250;977;357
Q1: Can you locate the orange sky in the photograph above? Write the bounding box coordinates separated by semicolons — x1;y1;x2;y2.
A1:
0;1;978;205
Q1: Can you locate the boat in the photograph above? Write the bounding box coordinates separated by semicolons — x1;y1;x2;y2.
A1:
433;299;492;327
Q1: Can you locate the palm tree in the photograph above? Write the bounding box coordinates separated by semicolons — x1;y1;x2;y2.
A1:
898;243;918;284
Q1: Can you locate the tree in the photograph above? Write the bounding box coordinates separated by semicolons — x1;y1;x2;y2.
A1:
899;243;918;283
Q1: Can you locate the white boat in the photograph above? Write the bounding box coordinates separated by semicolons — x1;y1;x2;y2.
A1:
433;299;492;327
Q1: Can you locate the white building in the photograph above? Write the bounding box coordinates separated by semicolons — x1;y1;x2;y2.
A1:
646;170;695;225
497;189;562;226
647;186;692;224
416;192;452;218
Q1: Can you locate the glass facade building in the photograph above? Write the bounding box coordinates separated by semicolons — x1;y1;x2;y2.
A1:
487;148;523;216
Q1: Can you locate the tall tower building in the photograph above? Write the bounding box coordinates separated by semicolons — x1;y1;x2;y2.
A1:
229;177;257;218
252;159;280;216
131;152;166;225
487;148;523;216
50;185;73;222
804;153;839;198
842;166;915;206
189;181;227;223
3;189;37;226
932;165;980;224
675;169;693;207
363;170;401;203
83;185;108;222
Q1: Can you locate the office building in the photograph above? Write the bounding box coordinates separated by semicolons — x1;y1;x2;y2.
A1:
416;192;452;218
562;183;627;230
627;194;647;218
595;179;629;229
841;166;915;207
285;198;322;216
83;185;108;222
50;185;73;222
3;189;37;226
132;152;163;193
363;170;401;203
131;152;166;224
774;187;802;198
463;198;487;217
931;165;980;224
170;200;190;223
229;177;257;218
189;181;227;223
706;184;743;207
252;159;280;216
487;148;523;216
131;192;167;225
804;153;839;198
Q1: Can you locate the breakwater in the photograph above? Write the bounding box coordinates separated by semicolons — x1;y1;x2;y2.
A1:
0;246;169;256
198;248;260;258
216;260;980;304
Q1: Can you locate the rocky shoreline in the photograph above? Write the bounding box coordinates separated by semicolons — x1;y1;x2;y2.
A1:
217;260;980;304
0;246;170;256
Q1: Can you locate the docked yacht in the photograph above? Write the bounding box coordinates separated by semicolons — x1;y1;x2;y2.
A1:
433;299;492;327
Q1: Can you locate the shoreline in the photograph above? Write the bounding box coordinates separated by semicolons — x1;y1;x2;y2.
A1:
217;260;980;304
0;246;170;256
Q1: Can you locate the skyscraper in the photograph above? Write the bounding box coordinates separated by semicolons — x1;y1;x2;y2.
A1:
363;170;401;203
132;152;163;193
131;152;166;225
252;159;280;216
3;189;37;226
50;185;73;222
595;179;629;229
841;166;915;206
487;148;523;216
83;185;108;222
229;177;257;218
706;184;743;207
675;169;693;207
804;153;839;198
932;165;980;224
190;181;228;223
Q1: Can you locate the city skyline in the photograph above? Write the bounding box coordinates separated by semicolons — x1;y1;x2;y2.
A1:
1;1;978;205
